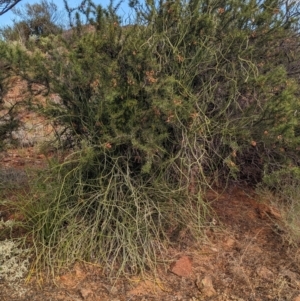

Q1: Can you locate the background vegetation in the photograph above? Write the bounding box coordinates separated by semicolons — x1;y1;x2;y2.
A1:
1;0;300;278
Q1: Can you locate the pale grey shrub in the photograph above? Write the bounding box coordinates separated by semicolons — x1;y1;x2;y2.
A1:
0;220;30;282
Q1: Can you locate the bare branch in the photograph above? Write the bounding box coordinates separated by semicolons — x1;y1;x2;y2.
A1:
0;0;22;16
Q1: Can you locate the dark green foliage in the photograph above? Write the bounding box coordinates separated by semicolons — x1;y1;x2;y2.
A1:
130;0;300;183
0;42;21;151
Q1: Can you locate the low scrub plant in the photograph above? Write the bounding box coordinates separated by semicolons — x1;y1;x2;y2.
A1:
24;153;209;276
258;167;300;245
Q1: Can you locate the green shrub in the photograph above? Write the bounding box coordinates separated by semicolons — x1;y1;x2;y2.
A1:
5;0;300;276
0;42;23;151
257;167;300;245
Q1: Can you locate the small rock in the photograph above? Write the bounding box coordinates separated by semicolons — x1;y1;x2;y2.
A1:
110;286;119;295
281;269;300;288
79;288;93;299
256;266;274;281
55;294;66;301
224;237;236;248
195;274;216;297
232;297;245;301
231;266;248;282
293;295;300;301
170;256;193;277
268;205;281;219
